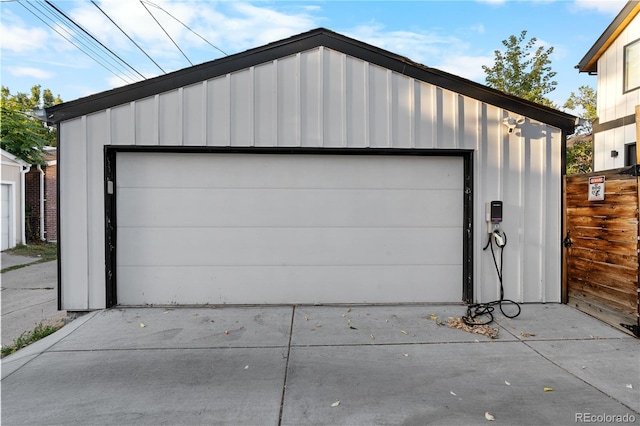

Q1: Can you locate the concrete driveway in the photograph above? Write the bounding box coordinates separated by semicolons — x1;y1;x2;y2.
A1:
1;253;66;347
1;303;638;425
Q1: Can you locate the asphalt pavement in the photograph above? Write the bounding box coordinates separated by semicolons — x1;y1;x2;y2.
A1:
1;253;66;347
1;303;638;425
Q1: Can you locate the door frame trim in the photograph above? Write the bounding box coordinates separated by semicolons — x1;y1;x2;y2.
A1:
104;146;474;307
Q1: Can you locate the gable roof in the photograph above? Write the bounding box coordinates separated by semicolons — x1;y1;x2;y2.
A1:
577;0;640;73
46;27;576;133
1;148;30;167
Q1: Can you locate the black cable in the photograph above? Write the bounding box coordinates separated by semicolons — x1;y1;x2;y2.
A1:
463;229;521;326
140;0;193;66
44;0;146;80
90;0;166;74
141;0;228;56
16;0;134;85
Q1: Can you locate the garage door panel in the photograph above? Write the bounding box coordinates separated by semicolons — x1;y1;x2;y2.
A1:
117;227;462;266
117;153;463;190
117;264;462;305
116;152;464;305
117;188;463;228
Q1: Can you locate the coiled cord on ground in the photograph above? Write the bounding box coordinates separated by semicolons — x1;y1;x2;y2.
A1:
463;230;521;326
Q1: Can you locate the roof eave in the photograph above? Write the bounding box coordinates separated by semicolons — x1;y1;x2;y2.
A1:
577;1;640;73
46;27;576;133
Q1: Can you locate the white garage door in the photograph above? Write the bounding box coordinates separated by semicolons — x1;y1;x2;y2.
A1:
116;152;464;305
1;184;12;251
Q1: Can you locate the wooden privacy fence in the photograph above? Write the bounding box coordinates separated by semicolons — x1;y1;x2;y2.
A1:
564;166;639;337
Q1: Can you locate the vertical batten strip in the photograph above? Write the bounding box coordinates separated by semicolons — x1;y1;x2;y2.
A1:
273;60;279;147
177;88;184;146
363;62;370;147
201;80;208;146
318;47;325;147
106;108;112;145
297;53;302;147
153;95;160;146
386;69;392;147
249;66;255;146
129;101;136;145
341;53;347;147
409;78;415;148
82;115;90;308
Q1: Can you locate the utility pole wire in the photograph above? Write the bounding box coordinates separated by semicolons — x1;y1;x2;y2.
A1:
90;0;166;74
29;0;139;83
16;0;134;85
140;0;192;66
44;0;146;80
141;0;228;56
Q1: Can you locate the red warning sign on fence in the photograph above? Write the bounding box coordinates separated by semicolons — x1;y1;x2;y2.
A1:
588;176;605;201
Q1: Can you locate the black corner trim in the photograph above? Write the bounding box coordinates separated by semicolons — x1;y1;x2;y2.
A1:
104;148;117;308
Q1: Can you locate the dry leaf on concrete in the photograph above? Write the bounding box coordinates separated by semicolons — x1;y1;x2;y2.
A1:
331;400;340;407
447;317;499;339
485;412;495;421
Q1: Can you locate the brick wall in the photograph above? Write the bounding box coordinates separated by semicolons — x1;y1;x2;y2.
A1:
25;170;41;242
24;165;58;242
44;164;57;241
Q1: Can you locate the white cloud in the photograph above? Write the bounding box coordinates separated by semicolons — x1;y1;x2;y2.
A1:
572;0;627;15
6;67;53;79
0;23;49;53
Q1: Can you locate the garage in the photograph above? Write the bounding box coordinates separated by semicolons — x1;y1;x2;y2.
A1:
115;152;464;305
48;28;576;310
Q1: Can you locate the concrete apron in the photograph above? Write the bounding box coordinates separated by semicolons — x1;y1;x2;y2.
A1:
1;304;638;426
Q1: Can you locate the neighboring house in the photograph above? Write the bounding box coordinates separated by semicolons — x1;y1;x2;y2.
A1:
25;147;57;243
46;28;575;311
1;149;30;250
577;0;640;170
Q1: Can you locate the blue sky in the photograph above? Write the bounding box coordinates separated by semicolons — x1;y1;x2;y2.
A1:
0;0;627;112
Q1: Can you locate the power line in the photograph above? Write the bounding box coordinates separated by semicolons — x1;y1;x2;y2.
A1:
31;0;140;83
44;0;146;80
16;0;135;85
141;0;228;57
90;0;166;74
140;0;192;66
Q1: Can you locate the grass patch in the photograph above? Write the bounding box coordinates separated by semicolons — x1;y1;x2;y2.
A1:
1;243;57;273
1;321;63;358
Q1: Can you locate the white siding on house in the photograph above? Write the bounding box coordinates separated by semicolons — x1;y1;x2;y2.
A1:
594;15;639;171
59;46;563;310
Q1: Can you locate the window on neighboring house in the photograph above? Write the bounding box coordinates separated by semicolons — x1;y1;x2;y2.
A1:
624;142;637;166
624;39;640;93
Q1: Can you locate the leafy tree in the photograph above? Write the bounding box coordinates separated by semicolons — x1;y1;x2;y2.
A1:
482;30;557;107
0;85;62;164
563;85;597;134
566;136;593;174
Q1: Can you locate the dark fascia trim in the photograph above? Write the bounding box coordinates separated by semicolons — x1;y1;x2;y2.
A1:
46;28;575;133
592;113;637;133
103;146;475;305
577;1;640;73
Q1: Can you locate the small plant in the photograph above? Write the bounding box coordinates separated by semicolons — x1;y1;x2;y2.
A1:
1;321;62;358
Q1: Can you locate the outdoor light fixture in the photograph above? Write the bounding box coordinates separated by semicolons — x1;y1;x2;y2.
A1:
611;150;619;158
502;116;525;134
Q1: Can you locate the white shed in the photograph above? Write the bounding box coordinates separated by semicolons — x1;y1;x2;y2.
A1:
1;149;30;250
46;28;576;310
